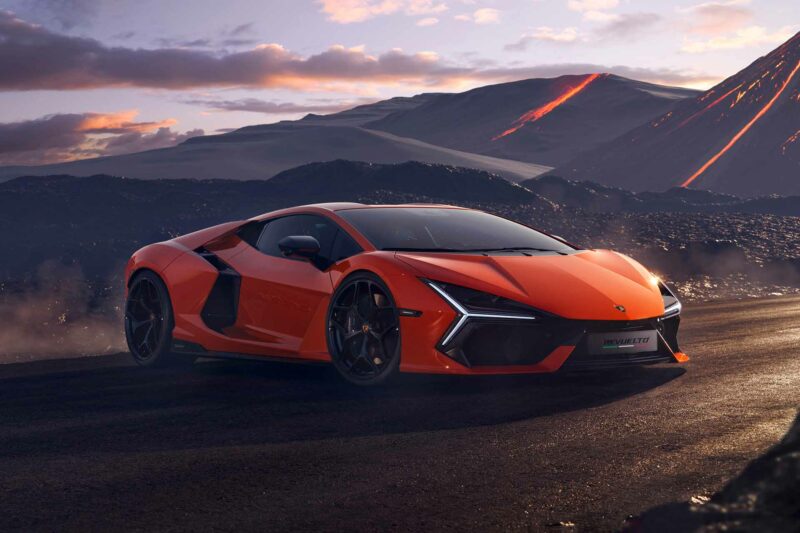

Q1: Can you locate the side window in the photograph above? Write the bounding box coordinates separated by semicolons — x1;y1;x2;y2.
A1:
237;220;267;247
256;215;338;260
330;230;363;263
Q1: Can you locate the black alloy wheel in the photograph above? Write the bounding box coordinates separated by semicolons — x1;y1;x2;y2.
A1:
327;273;401;385
125;270;186;367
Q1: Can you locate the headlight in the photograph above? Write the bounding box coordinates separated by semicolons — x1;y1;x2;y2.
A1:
423;280;539;347
659;281;681;318
426;280;540;315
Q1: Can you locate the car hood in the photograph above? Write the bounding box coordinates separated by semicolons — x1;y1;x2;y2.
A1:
394;249;665;320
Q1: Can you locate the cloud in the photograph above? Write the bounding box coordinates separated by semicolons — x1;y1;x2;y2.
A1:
567;0;619;21
317;0;447;24
678;0;753;36
0;11;716;93
473;8;500;24
681;25;797;53
230;22;255;36
0;110;201;165
406;0;448;16
76;110;176;133
455;8;500;24
155;37;214;49
417;17;439;26
594;12;661;39
505;27;581;51
100;127;205;156
0;12;466;91
155;22;259;50
567;0;618;11
5;0;98;29
182;97;375;115
506;13;659;50
111;30;136;40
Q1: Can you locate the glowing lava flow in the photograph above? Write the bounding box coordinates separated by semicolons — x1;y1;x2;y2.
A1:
782;129;800;154
677;83;742;128
493;73;601;140
681;59;800;188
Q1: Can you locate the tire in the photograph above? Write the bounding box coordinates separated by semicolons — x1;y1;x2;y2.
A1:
125;270;193;368
326;272;401;386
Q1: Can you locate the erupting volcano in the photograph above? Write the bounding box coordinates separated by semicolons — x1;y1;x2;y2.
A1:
367;74;696;167
492;74;603;140
681;59;800;188
553;31;800;197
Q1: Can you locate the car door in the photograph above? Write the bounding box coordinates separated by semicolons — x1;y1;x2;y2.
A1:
232;214;339;355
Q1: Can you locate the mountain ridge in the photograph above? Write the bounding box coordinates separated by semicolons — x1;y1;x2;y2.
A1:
0;74;697;183
366;73;699;166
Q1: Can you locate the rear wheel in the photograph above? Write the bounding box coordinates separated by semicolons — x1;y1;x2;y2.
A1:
327;273;401;386
125;270;191;367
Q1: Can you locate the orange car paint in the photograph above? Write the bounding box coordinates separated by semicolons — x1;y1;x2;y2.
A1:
125;203;685;374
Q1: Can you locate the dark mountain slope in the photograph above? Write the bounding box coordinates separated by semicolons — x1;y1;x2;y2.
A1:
367;74;698;166
522;174;800;215
553;32;800;197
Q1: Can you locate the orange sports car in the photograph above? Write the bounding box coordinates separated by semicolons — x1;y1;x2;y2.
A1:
124;203;687;385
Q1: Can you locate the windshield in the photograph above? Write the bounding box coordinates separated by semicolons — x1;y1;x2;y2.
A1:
337;207;575;253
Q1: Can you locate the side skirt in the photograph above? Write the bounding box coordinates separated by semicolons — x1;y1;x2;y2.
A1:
171;340;329;366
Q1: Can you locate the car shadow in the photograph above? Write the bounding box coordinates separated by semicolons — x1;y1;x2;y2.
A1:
0;354;685;457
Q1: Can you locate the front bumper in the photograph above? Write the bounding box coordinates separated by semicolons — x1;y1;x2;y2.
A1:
438;314;684;370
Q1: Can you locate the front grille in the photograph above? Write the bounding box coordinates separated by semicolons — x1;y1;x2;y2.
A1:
439;315;681;369
439;317;583;367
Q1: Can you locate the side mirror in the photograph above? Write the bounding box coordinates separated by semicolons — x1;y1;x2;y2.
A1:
278;235;321;259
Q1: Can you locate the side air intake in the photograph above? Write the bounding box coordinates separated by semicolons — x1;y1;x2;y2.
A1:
196;247;241;333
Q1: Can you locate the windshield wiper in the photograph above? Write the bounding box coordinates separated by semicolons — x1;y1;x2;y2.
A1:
383;247;466;252
472;246;563;253
383;246;565;254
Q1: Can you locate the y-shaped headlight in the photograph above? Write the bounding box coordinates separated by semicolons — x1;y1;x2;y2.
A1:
424;280;539;347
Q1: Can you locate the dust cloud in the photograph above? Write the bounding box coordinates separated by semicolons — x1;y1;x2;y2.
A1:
0;261;125;363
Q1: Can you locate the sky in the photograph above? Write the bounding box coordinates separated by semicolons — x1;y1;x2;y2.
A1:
0;0;797;164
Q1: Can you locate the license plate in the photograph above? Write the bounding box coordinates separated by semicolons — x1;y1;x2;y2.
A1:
588;330;657;355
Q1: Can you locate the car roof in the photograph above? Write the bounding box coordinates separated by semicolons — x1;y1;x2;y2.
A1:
250;202;472;223
306;202;467;212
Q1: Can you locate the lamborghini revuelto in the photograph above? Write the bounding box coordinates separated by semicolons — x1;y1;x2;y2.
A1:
124;203;687;385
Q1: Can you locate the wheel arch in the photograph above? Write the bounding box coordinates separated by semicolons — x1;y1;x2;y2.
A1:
329;253;425;311
125;241;188;291
127;266;160;287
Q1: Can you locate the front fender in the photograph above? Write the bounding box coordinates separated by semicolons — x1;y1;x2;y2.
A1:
125;241;189;291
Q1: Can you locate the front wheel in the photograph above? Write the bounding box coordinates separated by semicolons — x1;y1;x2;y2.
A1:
327;272;401;386
125;270;192;368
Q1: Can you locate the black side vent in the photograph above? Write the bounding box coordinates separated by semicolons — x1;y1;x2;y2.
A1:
196;247;241;333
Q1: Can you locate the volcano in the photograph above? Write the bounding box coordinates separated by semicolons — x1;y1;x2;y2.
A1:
366;74;697;166
553;32;800;197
